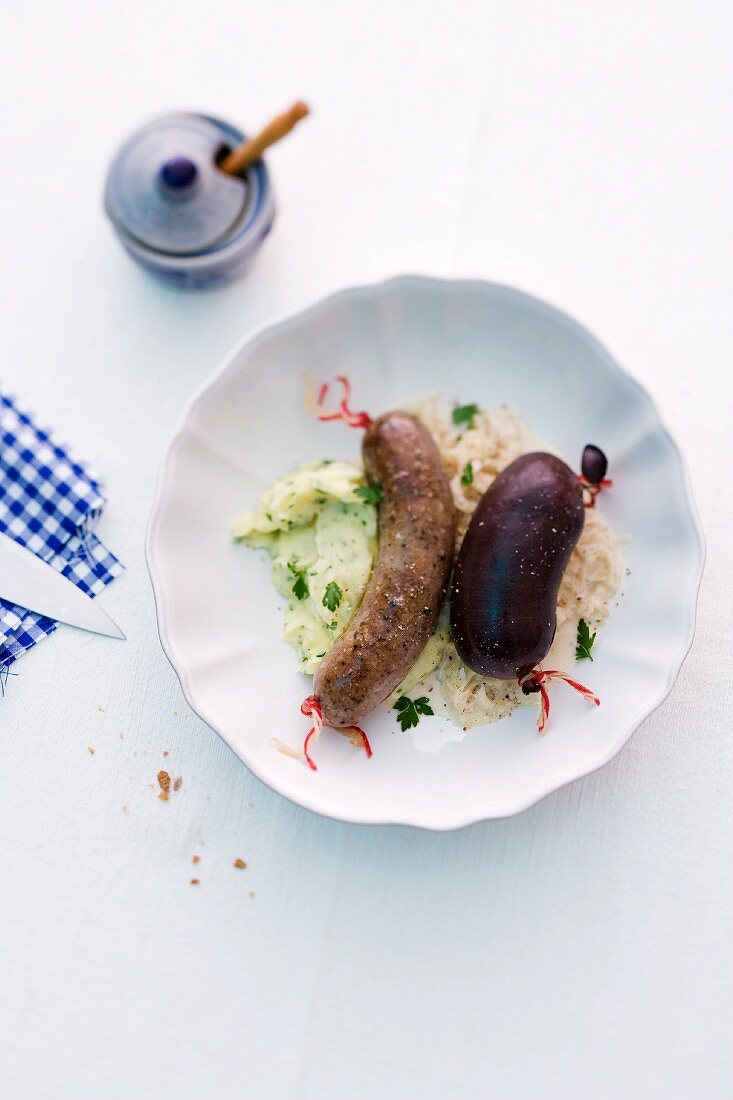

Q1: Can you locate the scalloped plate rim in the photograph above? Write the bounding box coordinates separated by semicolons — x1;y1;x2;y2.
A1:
146;274;705;830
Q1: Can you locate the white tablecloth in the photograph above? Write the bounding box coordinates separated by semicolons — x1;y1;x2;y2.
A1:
1;3;731;1097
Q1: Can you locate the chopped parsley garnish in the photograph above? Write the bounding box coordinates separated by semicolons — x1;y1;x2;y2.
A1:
355;482;384;506
576;618;596;661
394;695;434;732
452;403;480;430
322;581;343;612
287;562;309;601
461;461;474;486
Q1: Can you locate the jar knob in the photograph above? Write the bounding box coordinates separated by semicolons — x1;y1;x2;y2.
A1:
159;156;198;191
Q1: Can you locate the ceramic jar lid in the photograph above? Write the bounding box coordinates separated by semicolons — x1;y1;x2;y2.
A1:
105;115;247;256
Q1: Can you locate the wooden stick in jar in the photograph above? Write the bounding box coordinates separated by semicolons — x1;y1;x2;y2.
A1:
219;101;309;176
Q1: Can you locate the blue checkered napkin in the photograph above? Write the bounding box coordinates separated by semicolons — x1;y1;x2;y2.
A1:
0;392;123;671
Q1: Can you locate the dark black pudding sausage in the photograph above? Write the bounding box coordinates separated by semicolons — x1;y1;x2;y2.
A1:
450;452;584;679
314;411;455;728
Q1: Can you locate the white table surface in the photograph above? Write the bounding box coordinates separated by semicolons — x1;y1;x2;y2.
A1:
2;3;731;1097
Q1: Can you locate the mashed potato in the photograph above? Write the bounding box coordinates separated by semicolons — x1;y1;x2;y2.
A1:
232;461;377;673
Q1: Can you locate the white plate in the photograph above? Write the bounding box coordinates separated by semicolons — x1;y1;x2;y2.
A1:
147;276;704;829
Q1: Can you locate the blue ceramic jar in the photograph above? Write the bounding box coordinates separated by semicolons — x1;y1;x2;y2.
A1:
104;113;276;288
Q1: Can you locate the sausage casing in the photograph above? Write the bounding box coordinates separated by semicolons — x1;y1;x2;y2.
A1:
314;411;455;727
450;452;584;679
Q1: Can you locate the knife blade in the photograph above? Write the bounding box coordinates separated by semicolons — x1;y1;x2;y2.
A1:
0;531;125;639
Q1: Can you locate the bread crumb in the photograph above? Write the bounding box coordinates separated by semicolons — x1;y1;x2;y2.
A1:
190;878;200;886
157;770;171;801
173;776;183;791
248;891;255;899
192;855;201;865
163;750;169;757
234;858;247;870
97;705;105;714
88;747;96;755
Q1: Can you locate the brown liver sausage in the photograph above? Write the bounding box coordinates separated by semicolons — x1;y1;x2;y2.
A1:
314;411;455;727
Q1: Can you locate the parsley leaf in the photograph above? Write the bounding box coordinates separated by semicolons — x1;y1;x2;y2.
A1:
576;618;596;661
322;581;343;612
461;461;474;486
287;562;309;601
355;482;384;506
393;695;435;732
452;403;480;430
